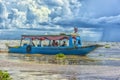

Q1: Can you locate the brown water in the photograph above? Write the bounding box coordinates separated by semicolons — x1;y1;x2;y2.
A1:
3;47;120;66
1;47;120;80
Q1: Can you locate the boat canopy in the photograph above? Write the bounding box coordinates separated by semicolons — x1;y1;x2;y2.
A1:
21;35;76;40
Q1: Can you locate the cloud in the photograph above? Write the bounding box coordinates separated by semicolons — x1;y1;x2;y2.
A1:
53;0;81;19
1;0;120;29
44;0;64;6
78;28;102;41
0;0;52;29
0;2;7;29
0;0;82;29
91;15;120;24
0;0;120;41
7;8;26;28
27;0;51;23
80;0;120;18
31;6;51;22
0;0;102;41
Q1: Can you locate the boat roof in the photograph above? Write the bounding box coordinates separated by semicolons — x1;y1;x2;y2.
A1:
22;34;70;37
22;34;79;40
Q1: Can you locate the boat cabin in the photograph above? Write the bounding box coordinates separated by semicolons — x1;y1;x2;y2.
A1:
8;27;97;55
20;34;82;48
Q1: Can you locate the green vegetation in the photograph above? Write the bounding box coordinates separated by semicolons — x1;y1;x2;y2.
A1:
0;70;12;80
105;44;110;48
13;46;20;48
59;33;66;35
55;53;66;60
5;43;19;48
55;53;66;64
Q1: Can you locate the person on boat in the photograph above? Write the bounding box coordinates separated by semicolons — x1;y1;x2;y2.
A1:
74;40;76;45
78;40;81;45
52;40;56;46
55;41;58;46
62;41;66;46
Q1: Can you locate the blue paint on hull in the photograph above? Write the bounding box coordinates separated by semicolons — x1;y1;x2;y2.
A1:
8;45;97;56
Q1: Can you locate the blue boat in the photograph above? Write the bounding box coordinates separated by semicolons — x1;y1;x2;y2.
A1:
8;28;98;56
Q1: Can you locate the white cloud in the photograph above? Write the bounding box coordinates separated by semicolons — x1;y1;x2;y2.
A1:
50;0;64;6
87;15;120;24
79;28;102;41
24;0;51;23
32;6;51;22
0;0;83;30
0;0;120;41
1;0;120;29
97;15;120;24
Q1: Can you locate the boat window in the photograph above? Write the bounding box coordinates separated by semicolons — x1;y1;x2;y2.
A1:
73;39;76;45
52;40;59;47
61;39;69;47
41;40;49;47
21;39;42;47
32;39;39;47
52;40;56;46
21;39;29;46
61;41;67;46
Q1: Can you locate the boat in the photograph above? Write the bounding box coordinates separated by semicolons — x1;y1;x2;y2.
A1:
8;28;98;56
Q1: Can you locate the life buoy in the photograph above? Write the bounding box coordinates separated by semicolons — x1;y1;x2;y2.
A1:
26;45;31;53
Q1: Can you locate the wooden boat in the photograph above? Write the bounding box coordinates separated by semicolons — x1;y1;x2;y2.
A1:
8;28;98;55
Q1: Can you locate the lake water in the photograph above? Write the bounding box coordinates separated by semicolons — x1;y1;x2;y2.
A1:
89;47;120;66
2;47;120;66
0;46;120;80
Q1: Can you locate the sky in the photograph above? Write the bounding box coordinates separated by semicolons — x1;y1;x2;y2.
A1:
0;0;120;41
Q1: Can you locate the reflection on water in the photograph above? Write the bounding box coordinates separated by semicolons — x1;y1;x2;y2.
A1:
5;53;99;65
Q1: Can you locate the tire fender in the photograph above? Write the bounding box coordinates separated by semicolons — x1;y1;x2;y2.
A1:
26;45;31;53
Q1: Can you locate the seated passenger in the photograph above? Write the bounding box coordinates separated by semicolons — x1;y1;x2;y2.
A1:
37;44;41;47
74;40;76;45
55;41;58;46
62;41;66;46
78;40;81;45
52;40;56;46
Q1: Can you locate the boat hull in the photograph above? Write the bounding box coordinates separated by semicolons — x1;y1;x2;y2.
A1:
8;45;97;56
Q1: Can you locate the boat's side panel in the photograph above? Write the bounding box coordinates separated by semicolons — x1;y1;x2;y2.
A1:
9;47;27;54
9;46;96;55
